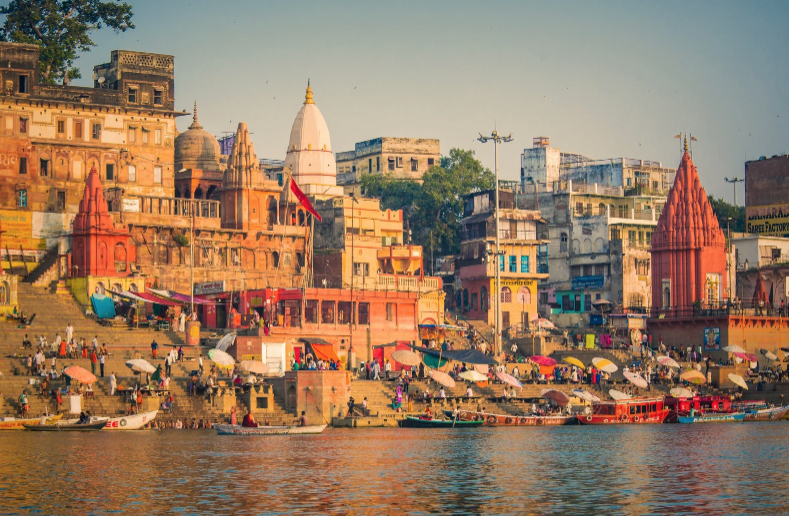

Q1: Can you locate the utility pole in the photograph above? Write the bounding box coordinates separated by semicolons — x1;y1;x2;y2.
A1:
724;177;744;207
190;204;195;316
478;128;513;356
348;193;360;370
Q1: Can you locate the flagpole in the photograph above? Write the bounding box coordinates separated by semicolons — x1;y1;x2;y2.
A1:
190;203;195;316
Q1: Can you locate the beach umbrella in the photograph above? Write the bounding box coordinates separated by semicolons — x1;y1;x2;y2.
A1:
430;370;456;388
238;360;269;375
64;365;97;384
680;370;707;384
215;332;237;352
609;389;632;401
572;389;601;402
744;352;759;363
656;356;680;369
723;345;746;353
531;318;556;330
474;364;489;375
391;350;422;367
496;371;523;389
760;349;779;361
623;371;648;389
563;357;585;370
459;370;488;382
592;357;618;373
670;387;695;398
208;348;235;367
541;388;570;406
530;355;557;366
125;359;157;374
728;373;748;390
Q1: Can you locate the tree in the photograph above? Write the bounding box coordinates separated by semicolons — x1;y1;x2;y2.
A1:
360;148;494;257
708;195;745;234
0;0;134;84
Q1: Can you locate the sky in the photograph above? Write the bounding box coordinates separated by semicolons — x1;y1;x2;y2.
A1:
72;0;789;202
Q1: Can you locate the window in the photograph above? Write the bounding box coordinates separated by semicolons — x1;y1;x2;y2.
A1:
386;302;394;322
17;189;27;208
19;157;27;175
153;89;163;105
18;75;28;93
128;128;136;143
428;158;435;166
106;163;114;181
584;295;591;312
653;180;659;190
353;262;369;277
92;123;101;140
272;252;280;268
57;120;65;134
376;156;380;172
499;255;505;272
540;292;549;305
411;158;418;172
500;286;512;303
396;156;403;168
338;301;352;325
368;159;372;174
517;287;531;305
128;87;138;103
560;232;568;252
358;302;370;325
305;300;319;324
154;165;162;184
154;129;162;145
142;129;149;144
521;255;530;273
75;121;83;139
57;191;66;211
509;255;517;272
626;178;632;186
352;165;356;174
128;165;136;182
388;157;395;171
19;118;27;134
628;230;636;243
321;301;335;324
39;159;49;177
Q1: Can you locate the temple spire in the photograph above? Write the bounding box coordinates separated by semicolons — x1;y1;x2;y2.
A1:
304;79;314;105
189;101;202;129
683;133;688;153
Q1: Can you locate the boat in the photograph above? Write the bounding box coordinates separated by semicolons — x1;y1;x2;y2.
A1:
62;410;159;430
215;424;327;435
399;416;485;428
442;409;576;426
578;396;670;425
677;412;745;424
0;413;63;430
23;420;108;431
743;405;789;422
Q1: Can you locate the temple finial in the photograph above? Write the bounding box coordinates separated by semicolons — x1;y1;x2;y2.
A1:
684;133;688;153
193;101;198;124
304;80;314;105
189;101;202;129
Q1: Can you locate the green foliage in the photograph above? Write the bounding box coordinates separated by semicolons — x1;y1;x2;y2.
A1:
0;0;134;84
360;148;494;256
708;195;745;234
173;233;189;247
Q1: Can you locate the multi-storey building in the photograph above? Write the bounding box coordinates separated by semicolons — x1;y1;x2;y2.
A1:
745;153;789;237
336;137;440;197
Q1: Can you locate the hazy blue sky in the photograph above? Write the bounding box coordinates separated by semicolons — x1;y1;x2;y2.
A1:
75;0;789;201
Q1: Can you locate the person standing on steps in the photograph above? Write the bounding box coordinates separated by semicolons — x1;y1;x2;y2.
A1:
65;322;73;347
109;371;117;396
198;354;204;377
92;335;98;353
151;339;158;359
90;348;98;375
99;349;106;377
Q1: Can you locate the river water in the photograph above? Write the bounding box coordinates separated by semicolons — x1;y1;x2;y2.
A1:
0;423;787;515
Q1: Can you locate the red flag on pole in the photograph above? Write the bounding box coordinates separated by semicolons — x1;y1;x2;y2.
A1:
290;178;322;222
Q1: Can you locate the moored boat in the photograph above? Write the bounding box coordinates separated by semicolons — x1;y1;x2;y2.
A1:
24;420;108;431
578;396;669;425
62;410;159;430
442;409;576;426
399;416;484;428
743;406;789;422
0;413;63;430
215;424;327;435
677;412;745;424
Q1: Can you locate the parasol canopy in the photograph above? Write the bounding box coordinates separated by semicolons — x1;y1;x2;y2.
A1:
496;371;523;389
530;355;557;366
64;366;97;384
656;356;680;369
563;357;585;370
541;388;570;406
430;370;456;388
760;349;779;361
531;318;556;330
459;370;488;382
474;364;489;375
734;352;759;363
723;345;746;353
572;389;601;402
680;370;707;384
670;387;695;398
391;350;422;367
238;360;269;375
125;359;157;374
623;371;648;389
215;333;237;352
592;357;618;373
728;373;748;390
609;389;632;401
208;349;235;367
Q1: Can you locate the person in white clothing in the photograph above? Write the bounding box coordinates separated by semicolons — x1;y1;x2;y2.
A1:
109;372;117;395
384;360;392;379
179;311;186;332
65;323;73;344
438;387;446;398
52;334;61;354
466;386;473;398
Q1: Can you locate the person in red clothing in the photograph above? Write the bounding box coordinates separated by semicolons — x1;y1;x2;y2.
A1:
241;410;258;428
90;349;98;374
58;339;66;358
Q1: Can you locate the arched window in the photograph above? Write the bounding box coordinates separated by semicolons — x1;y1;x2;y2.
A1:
598;203;606;215
560;232;568;252
516;286;531;305
501;286;512;303
298;210;305;226
594;238;605;253
95;282;106;296
296;253;304;271
114;243;127;272
480;286;488;311
194;187;203;199
129;283;139;293
583;238;592;254
272;252;280;268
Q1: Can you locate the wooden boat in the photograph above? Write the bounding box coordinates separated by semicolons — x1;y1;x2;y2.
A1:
399;416;484;428
578;396;670;425
0;413;63;430
214;424;327;435
743;406;789;422
677;412;745;424
24;420;108;431
62;410;159;430
442;409;576;426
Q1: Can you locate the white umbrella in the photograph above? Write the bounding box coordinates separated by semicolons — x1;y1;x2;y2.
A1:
496;371;523;389
624;371;648;389
391;350;422;367
208;348;235;367
592;357;618;373
728;373;749;390
572;389;601;403
125;359;156;374
215;333;237;352
238;360;269;375
656;355;680;369
723;345;746;353
609;389;632;401
670;387;695;398
531;317;556;330
459;370;488;382
430;370;456;388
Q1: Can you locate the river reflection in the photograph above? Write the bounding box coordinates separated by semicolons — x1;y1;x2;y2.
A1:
0;423;788;515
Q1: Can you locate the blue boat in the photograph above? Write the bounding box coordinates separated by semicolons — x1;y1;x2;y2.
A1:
677;412;745;424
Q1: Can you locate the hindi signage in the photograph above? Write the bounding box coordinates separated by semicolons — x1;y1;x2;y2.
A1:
194;281;225;295
122;198;140;213
571;275;605;290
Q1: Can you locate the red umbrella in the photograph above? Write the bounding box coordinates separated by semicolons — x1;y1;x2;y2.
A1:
530;355;557;366
541;388;570;406
64;365;97;384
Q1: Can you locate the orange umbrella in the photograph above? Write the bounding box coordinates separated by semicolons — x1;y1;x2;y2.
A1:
680;370;706;384
64;365;97;384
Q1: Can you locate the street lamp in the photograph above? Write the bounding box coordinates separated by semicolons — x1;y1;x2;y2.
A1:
724;177;744;207
478;129;513;356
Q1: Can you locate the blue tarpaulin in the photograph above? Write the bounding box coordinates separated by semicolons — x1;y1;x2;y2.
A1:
91;294;116;319
413;346;499;366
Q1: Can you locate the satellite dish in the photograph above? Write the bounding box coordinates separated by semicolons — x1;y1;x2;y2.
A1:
98;77;105;84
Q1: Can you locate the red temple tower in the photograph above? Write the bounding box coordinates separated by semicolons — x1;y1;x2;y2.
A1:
71;166;136;277
651;138;727;314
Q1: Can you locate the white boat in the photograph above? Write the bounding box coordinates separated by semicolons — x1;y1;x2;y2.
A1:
62;410;159;430
215;424;327;435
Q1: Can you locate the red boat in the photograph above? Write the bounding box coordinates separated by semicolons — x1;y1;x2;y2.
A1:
578;397;669;425
664;395;733;423
444;410;576;426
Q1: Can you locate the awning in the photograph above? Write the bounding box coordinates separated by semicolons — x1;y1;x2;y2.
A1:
148;288;214;305
310;343;340;363
299;337;333;346
91;294;116;319
413;345;499;366
278;289;302;301
134;291;180;306
418;324;466;331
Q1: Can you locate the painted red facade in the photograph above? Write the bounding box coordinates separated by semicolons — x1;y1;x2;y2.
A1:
651;146;727;312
